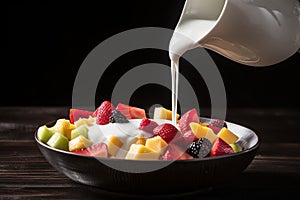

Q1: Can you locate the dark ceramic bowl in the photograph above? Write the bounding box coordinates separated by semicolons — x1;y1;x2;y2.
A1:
35;118;259;194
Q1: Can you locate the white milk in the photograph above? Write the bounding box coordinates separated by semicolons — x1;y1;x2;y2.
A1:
169;19;217;124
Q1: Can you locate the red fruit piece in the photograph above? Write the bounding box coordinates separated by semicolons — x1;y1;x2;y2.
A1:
208;119;227;134
93;101;115;125
178;152;194;160
178;109;200;142
69;109;93;124
138;118;159;134
153;123;179;144
162;144;193;160
73;143;108;157
116;103;146;119
210;138;234;157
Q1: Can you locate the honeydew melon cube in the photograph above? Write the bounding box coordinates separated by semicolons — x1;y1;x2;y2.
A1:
37;125;54;143
229;143;243;153
47;132;69;151
71;125;88;140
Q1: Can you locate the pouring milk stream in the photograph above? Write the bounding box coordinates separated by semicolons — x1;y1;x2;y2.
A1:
169;0;300;124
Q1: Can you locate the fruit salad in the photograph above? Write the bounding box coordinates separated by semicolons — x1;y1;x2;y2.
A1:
37;101;244;160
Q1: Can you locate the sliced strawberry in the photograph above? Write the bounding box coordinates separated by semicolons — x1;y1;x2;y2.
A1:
138;118;159;134
93;101;115;125
69;109;93;124
178;109;200;143
178;109;200;134
178;152;194;160
162;144;192;160
181;130;197;143
208;119;227;134
153;123;179;144
210;138;234;157
115;103;131;119
116;103;146;119
129;106;146;119
72;143;108;157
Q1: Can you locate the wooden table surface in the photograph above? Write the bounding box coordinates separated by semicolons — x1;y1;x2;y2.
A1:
0;107;299;199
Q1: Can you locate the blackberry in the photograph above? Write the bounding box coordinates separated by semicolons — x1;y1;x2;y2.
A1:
109;110;129;123
187;138;212;158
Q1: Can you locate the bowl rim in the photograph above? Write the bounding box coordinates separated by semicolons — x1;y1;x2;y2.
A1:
35;118;260;163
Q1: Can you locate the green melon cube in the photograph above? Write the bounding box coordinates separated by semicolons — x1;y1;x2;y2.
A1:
37;125;55;143
229;143;243;153
71;125;88;140
47;132;69;151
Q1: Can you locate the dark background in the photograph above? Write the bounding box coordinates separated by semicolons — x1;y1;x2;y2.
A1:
5;1;300;112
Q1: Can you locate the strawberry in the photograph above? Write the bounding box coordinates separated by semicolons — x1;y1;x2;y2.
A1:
178;109;200;134
116;103;146;119
69;109;93;124
93;101;115;125
210;138;234;157
72;143;108;157
138;118;159;134
208;119;227;134
178;152;194;160
181;130;197;143
162;144;193;160
153;123;179;144
177;109;200;144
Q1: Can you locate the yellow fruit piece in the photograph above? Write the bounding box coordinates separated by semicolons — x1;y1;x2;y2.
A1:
153;107;180;121
125;144;160;160
205;128;218;144
135;134;146;145
107;135;123;156
145;136;168;155
69;135;93;152
217;127;239;144
50;119;76;140
200;122;209;127
75;116;95;127
190;122;217;144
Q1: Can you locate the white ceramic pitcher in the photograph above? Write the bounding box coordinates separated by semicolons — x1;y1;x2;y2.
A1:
169;0;300;66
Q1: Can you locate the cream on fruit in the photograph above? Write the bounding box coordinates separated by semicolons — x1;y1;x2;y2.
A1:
87;119;172;158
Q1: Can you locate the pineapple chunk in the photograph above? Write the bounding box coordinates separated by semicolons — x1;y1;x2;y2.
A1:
205;128;218;144
75;116;95;127
145;136;168;155
135;134;146;145
217;127;239;144
153;107;179;121
190;122;217;144
50;119;76;140
69;135;93;152
107;135;123;156
125;144;160;160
